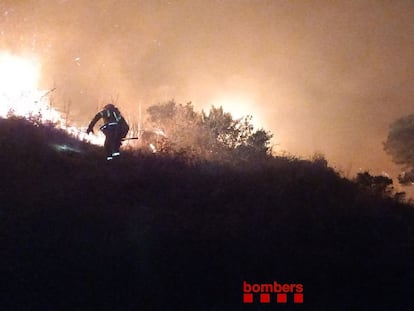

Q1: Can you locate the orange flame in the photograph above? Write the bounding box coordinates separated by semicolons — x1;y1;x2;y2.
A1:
0;51;104;146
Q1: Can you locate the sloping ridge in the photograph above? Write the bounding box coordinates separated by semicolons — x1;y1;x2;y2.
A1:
1;117;414;310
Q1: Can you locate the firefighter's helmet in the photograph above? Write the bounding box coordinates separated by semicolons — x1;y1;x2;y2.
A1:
104;103;115;110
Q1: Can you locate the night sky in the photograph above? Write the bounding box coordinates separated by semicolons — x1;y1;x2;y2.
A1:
1;0;414;177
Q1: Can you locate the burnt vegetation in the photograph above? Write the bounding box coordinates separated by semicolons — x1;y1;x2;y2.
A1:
1;115;414;310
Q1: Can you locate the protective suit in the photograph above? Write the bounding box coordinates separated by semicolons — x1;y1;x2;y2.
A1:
87;104;129;160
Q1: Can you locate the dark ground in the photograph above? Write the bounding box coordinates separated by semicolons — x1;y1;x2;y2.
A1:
1;117;414;310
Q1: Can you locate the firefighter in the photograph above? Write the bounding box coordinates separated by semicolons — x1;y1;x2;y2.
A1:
86;103;129;160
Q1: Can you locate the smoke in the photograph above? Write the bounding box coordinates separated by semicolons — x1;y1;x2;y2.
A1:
1;0;414;174
384;114;414;168
1;1;179;118
385;114;414;186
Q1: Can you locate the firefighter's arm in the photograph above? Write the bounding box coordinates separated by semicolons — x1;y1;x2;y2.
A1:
86;112;103;134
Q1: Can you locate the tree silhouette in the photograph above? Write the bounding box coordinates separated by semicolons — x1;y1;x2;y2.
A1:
147;101;200;153
384;114;414;168
145;100;273;161
355;171;393;197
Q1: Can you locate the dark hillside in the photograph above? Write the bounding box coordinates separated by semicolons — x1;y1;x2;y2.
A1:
1;117;414;310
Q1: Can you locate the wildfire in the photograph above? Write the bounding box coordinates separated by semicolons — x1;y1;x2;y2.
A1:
0;51;104;146
208;93;262;129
